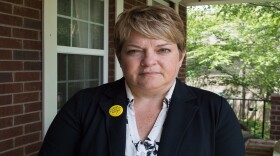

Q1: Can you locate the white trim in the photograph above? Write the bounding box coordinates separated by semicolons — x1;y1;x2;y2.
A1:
154;0;169;6
115;55;122;80
147;0;153;5
103;0;109;83
43;0;109;136
58;46;106;56
171;0;182;13
181;0;277;6
115;0;124;80
43;0;58;135
147;0;170;6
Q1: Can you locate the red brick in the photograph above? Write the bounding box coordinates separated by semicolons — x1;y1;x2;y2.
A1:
23;40;42;50
0;26;11;37
24;0;42;10
0;72;13;83
14;72;40;82
23;18;41;29
28;152;39;156
0;117;13;129
0;105;23;117
13;50;40;60
271;125;276;131
13;28;38;40
25;142;41;155
39;91;42;100
0;83;23;94
24;61;42;70
0;50;12;60
0;139;13;152
0;13;23;26
24;102;41;113
271;130;280;135
0;2;12;14
13;92;39;104
0;61;23;71
15;132;40;146
24;121;42;133
14;6;40;19
271;110;280;115
0;95;12;105
271;95;280;101
271;115;276;121
0;147;24;156
0;38;22;49
14;112;40;125
272;99;280;105
0;126;23;140
2;0;23;4
24;82;42;91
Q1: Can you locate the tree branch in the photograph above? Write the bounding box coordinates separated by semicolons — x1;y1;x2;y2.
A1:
249;3;280;11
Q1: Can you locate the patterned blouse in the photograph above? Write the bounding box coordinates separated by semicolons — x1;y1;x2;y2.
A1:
125;81;176;156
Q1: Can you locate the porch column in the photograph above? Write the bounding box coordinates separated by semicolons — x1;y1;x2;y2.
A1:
270;94;280;140
114;0;124;80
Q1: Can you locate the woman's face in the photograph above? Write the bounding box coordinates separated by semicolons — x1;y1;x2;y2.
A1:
119;31;185;92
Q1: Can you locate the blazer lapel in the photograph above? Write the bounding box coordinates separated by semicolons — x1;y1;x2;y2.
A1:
158;79;199;156
99;78;127;156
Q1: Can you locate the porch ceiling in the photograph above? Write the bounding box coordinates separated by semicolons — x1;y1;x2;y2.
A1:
180;0;277;6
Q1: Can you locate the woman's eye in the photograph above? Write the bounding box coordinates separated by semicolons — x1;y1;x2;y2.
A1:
158;48;171;53
127;50;142;55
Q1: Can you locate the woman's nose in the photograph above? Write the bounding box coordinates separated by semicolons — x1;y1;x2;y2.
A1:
141;51;157;67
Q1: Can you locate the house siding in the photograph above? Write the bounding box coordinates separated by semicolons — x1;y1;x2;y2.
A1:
0;0;42;155
0;0;187;155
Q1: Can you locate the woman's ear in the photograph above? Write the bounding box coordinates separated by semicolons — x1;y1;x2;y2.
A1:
179;50;186;62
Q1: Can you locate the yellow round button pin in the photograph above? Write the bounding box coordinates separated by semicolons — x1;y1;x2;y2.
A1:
109;105;123;117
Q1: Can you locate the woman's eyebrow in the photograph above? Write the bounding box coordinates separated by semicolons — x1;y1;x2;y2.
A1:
125;43;142;48
156;43;172;47
125;42;172;48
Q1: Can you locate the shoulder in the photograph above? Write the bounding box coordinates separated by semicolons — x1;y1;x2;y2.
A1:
175;80;230;113
73;78;124;100
60;79;125;115
188;85;221;98
176;79;224;102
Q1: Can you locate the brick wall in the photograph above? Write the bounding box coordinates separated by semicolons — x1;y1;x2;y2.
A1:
178;4;187;82
245;139;276;156
270;94;280;140
0;0;42;155
108;0;116;82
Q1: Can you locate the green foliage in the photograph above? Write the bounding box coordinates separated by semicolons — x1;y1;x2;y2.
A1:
240;119;270;139
186;2;280;100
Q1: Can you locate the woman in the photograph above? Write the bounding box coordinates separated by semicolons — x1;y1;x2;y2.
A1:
39;5;245;156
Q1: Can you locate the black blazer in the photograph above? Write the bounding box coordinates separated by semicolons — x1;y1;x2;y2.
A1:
39;78;245;156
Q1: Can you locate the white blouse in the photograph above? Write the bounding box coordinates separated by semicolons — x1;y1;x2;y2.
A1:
125;81;176;156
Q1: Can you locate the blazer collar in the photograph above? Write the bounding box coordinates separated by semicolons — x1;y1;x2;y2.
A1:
158;79;199;156
99;78;199;156
99;78;127;156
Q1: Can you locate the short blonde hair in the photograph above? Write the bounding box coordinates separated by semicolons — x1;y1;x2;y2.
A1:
114;5;186;60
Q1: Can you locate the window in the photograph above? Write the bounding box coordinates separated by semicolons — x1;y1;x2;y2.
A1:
57;54;103;110
43;0;108;134
57;0;104;49
57;0;107;110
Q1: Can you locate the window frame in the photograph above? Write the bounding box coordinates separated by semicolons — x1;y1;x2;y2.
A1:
147;0;169;6
43;0;108;135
